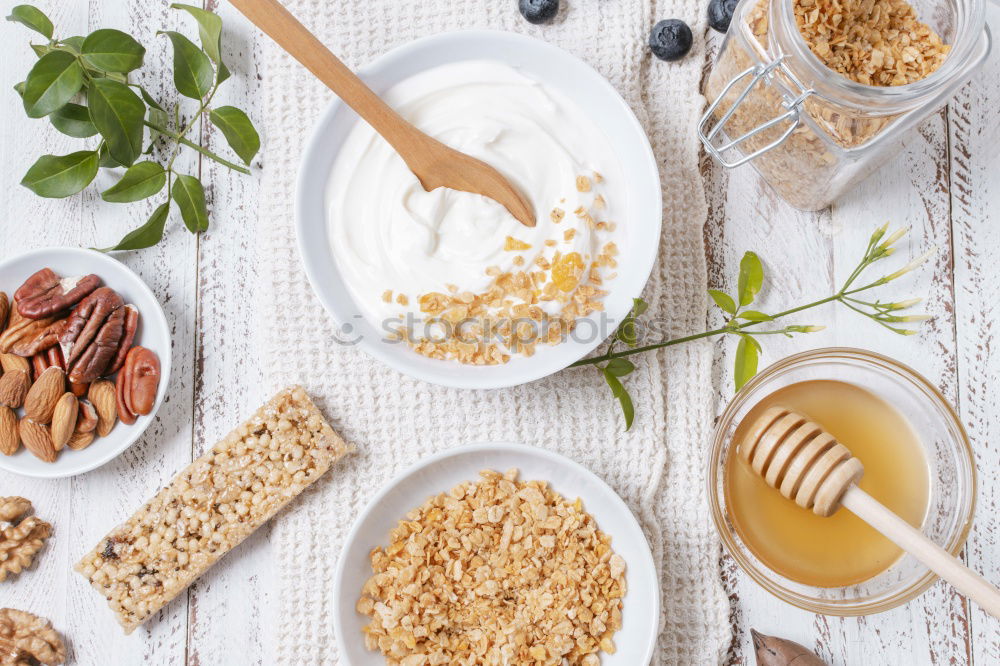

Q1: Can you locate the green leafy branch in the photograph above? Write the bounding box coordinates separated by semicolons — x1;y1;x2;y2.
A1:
572;225;933;430
8;3;260;250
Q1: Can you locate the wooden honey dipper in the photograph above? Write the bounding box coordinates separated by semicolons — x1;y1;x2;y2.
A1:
740;406;1000;618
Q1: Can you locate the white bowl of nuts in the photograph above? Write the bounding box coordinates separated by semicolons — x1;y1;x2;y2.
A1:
0;247;170;479
334;442;659;665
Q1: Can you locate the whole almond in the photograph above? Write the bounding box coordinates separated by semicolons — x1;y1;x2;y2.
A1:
0;370;30;408
24;366;65;424
0;353;29;375
76;400;98;434
50;392;78;452
89;379;117;437
0;405;18;455
19;418;56;463
67;430;95;451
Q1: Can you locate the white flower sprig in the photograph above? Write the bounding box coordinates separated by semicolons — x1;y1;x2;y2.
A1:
572;224;933;430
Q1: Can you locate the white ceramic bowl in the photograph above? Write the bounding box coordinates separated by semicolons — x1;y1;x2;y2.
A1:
0;247;171;479
296;30;661;389
333;442;659;665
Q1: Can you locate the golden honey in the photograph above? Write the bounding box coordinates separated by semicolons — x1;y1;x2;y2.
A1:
725;379;930;587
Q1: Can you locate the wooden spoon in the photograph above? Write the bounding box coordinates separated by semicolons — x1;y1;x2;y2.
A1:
740;406;1000;618
229;0;536;227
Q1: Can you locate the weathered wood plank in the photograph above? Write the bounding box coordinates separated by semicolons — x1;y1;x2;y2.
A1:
950;3;1000;662
184;1;271;664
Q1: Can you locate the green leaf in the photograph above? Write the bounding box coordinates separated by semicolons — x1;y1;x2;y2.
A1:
88;78;146;166
708;289;737;315
605;358;635;377
22;50;84;118
50;103;98;138
13;81;25;97
138;86;164;111
733;334;760;391
21;150;99;198
31;39;84;59
98;142;124;168
616;321;637;346
603;370;635;430
6;5;53;39
737;251;765;306
146;106;169;151
81;29;146;73
101;161;166;203
216;60;231;85
100;202;170;251
101;71;128;84
160;31;214;99
736;310;773;322
60;36;85;53
171;174;209;232
170;4;223;63
616;297;649;347
208;106;259;165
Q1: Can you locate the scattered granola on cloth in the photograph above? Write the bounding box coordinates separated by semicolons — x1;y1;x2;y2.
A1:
358;469;626;665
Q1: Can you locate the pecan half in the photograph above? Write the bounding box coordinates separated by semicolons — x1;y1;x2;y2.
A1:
124;346;159;416
30;354;48;381
67;305;125;385
106;304;139;375
115;363;136;426
15;268;100;319
0;310;58;355
46;345;65;371
60;287;123;367
9;318;67;358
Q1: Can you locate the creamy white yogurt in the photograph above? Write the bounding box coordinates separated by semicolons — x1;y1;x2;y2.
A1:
326;61;624;328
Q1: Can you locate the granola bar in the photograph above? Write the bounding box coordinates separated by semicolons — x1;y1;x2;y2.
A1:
75;386;351;633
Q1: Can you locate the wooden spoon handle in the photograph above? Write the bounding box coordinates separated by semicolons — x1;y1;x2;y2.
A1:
228;0;423;151
842;485;1000;618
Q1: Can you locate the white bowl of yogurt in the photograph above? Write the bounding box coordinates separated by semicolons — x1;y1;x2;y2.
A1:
297;30;660;389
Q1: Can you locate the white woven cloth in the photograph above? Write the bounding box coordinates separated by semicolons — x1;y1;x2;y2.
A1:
258;1;730;663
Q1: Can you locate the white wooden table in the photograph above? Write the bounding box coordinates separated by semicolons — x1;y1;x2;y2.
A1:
1;2;998;664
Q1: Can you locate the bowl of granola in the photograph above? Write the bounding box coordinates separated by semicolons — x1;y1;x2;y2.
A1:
296;30;661;388
333;442;659;664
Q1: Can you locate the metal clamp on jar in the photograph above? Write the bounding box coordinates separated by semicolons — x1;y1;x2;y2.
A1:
700;0;991;211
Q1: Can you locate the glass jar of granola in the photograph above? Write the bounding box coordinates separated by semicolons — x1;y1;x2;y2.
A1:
700;0;990;210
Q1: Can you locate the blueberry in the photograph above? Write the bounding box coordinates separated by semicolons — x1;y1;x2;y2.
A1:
708;0;740;33
649;19;693;62
518;0;559;24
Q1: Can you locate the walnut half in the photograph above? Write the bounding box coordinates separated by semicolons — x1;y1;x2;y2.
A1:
0;608;65;665
0;497;51;583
